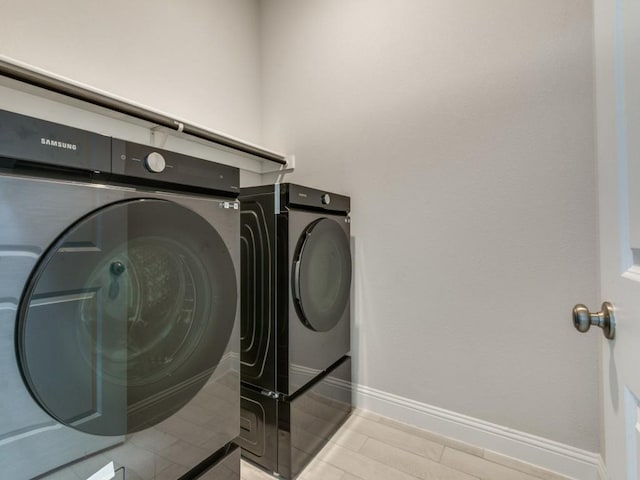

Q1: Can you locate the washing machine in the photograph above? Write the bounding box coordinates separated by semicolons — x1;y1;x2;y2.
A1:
238;183;352;479
0;109;240;480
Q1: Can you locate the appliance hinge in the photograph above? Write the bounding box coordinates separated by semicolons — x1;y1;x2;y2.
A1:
260;390;282;400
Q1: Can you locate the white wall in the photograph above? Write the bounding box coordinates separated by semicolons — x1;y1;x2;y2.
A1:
260;0;600;452
0;0;262;144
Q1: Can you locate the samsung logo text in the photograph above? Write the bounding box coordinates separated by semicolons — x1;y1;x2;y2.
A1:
41;138;77;151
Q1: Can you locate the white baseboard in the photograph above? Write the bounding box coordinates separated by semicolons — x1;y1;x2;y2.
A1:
354;384;606;480
598;456;609;480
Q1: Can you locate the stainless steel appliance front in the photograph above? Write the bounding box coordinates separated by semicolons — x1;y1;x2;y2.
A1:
0;110;240;480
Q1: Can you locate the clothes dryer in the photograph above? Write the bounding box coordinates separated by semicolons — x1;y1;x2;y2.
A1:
0;109;240;480
238;183;352;478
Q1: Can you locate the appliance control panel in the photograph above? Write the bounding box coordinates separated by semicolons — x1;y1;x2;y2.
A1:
0;109;111;173
281;183;350;213
112;139;239;195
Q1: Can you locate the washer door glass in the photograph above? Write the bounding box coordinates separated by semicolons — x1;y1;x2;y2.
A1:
17;199;237;436
292;218;352;332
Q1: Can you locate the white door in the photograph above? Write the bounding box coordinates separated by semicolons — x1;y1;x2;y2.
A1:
594;0;640;478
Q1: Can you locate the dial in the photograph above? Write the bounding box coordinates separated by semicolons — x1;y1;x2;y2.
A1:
144;152;166;173
321;193;331;205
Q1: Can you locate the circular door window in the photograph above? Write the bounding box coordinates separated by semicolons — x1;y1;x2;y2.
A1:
16;199;237;436
292;218;352;332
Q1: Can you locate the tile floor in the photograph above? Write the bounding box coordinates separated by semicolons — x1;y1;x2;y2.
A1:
240;409;570;480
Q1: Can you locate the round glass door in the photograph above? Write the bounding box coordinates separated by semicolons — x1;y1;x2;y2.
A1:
292;218;352;332
17;199;237;436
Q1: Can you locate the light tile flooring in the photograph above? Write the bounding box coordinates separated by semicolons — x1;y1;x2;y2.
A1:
240;409;570;480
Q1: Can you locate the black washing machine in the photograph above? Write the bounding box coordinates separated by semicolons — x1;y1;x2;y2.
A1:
238;183;352;479
0;109;241;479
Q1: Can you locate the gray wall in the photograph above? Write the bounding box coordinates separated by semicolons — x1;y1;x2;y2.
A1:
0;0;263;144
259;0;600;452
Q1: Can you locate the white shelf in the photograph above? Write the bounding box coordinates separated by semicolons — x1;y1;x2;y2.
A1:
0;55;292;176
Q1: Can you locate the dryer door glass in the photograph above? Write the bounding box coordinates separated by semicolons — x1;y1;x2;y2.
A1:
292;218;352;332
16;199;237;435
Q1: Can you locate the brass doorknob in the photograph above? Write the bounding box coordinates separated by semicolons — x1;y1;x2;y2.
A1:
572;302;615;339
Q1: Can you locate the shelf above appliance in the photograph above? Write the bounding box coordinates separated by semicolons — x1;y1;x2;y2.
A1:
0;55;288;168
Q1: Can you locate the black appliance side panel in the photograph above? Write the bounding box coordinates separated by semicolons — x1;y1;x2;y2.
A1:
276;209;290;395
278;356;352;479
238;385;278;474
239;191;278;391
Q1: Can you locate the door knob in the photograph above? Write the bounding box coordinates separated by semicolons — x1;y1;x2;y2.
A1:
572;302;615;339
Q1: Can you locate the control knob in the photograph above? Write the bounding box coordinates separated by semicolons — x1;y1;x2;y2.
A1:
321;193;331;205
144;152;166;173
